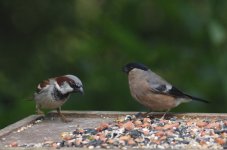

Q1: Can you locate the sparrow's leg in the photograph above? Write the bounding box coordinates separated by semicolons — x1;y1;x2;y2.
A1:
56;107;71;122
36;104;44;115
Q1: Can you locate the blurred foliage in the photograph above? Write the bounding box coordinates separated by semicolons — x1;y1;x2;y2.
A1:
1;0;227;129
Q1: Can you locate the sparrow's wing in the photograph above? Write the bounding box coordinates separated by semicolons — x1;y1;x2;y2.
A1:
36;80;50;93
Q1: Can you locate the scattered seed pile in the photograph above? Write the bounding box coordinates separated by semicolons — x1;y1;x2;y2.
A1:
7;114;227;149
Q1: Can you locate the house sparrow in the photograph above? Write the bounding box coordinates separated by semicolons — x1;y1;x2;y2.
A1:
34;75;84;122
123;62;208;117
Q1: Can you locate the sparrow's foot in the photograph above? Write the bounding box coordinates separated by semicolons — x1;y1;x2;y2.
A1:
57;108;71;123
36;109;44;115
60;114;72;123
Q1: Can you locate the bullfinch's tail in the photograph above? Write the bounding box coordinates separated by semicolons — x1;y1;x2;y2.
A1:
169;86;209;103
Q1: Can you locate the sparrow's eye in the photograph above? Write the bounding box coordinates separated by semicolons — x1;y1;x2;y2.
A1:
70;81;81;89
75;83;81;88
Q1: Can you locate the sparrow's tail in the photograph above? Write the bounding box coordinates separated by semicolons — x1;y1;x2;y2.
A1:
184;93;209;103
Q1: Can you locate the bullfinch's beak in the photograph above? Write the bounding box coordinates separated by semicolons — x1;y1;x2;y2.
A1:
122;66;129;74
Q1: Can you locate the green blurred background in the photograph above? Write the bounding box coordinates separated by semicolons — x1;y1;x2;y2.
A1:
1;0;227;129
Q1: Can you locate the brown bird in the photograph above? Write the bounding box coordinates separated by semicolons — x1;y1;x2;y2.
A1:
34;75;84;122
123;62;208;117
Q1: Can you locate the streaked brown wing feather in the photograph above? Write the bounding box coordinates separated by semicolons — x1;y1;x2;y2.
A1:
36;80;49;93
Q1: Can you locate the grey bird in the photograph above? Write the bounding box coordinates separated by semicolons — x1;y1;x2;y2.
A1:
123;62;208;117
34;74;84;122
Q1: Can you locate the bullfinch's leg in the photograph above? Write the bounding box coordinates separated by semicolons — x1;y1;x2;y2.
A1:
160;109;170;120
57;107;71;122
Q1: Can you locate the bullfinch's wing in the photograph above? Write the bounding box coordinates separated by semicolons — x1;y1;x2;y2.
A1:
146;70;208;103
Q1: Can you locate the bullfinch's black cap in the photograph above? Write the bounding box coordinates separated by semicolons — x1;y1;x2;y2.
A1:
123;62;149;74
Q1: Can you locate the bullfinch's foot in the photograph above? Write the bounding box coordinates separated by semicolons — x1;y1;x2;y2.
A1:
160;109;171;120
134;112;143;118
160;113;167;120
135;112;151;118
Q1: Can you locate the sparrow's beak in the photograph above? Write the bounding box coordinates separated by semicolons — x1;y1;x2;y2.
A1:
78;87;84;95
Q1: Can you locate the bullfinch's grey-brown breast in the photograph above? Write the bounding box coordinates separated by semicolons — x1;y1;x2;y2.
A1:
123;62;208;112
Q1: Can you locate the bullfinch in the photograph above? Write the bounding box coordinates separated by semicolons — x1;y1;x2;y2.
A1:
123;62;208;116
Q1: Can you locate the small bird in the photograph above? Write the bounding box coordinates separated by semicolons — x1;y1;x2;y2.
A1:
123;62;208;117
34;74;84;122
